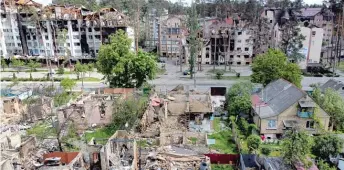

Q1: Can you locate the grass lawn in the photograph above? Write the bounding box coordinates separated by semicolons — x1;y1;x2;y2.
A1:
260;143;282;157
337;62;344;72
1;69;48;73
212;76;251;81
85;127;113;144
208;130;238;154
211;164;235;170
78;77;101;82
213;118;222;132
207;69;236;74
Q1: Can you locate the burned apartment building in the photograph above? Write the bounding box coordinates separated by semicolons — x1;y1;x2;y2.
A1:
200;17;254;66
0;0;134;59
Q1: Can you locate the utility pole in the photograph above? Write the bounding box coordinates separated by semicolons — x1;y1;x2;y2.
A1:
213;6;218;71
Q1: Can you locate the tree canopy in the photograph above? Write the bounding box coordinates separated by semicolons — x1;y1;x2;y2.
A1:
60;78;76;92
282;129;313;167
27;60;40;72
312;88;344;131
96;30;157;88
251;49;302;87
225;82;253;116
312;134;343;161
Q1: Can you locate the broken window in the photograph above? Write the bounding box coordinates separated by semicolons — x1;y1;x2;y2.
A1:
237;55;240;58
238;31;242;35
245;48;249;51
237;47;241;51
246;62;250;65
45;36;49;40
206;54;209;58
230;55;233;58
306;121;314;129
237;62;241;65
244;55;249;58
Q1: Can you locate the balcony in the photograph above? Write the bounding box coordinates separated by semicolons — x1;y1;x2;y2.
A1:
297;111;313;118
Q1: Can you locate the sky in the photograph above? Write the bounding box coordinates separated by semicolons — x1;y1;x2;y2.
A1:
33;0;323;6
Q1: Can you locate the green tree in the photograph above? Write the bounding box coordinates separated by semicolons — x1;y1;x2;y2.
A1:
313;88;344;130
312;134;343;161
27;60;40;72
317;160;336;170
1;57;7;71
57;66;65;75
97;30;157;88
11;58;25;72
247;135;261;152
86;63;94;77
60;78;76;93
282;129;313;167
251;49;302;87
74;62;87;89
225;82;253;116
187;1;199;79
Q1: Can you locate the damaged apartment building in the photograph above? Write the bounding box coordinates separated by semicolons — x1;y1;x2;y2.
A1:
0;0;134;59
199;16;255;66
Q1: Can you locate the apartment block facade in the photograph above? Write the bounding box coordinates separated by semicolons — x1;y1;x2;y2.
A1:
198;18;254;66
0;1;134;59
144;8;168;51
159;15;186;59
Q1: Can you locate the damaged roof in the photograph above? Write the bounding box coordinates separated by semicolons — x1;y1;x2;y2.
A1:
252;79;306;118
43;152;79;165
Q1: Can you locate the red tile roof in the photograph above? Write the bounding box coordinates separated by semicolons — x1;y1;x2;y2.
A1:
43;152;79;165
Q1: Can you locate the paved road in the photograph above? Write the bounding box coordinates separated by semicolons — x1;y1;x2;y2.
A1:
0;81;107;91
2;59;344;92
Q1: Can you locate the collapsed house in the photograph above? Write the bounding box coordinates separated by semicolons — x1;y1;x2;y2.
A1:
56;92;125;132
39;152;86;170
100;130;138;170
137;85;213;169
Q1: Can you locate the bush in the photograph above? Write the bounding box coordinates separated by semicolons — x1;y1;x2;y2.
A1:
236;73;240;77
215;70;224;79
247;135;261;152
12;73;16;79
261;146;271;155
57;66;64;74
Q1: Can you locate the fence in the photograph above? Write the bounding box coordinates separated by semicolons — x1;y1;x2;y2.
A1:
204;154;240;165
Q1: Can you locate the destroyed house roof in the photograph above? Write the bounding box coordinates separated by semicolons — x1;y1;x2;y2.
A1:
43;152;79;165
252;79;306;118
320;79;344;92
300;8;322;17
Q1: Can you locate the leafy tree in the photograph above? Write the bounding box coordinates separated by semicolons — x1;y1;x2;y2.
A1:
11;59;25;72
277;0;305;62
29;73;33;81
86;63;94;77
317;160;336;170
97;30;157;88
187;1;200;79
225;82;253;116
313;88;344;130
60;78;76;93
57;66;65;75
312;134;343;160
251;49;302;87
27;60;40;72
282;129;313;167
1;57;7;71
74;62;87;89
215;70;224;79
247;135;261;152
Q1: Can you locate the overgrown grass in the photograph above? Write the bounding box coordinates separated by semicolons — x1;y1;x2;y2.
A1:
211;164;235;170
213;118;222;132
337;62;344;72
260;143;282;156
27;121;56;139
208;130;238;154
85;127;113;144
